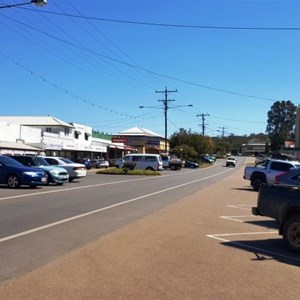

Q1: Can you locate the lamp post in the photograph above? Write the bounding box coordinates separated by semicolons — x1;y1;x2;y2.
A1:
0;0;47;9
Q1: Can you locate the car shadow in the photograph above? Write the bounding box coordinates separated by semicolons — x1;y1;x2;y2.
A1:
221;238;300;267
0;185;43;190
232;187;257;192
245;219;279;230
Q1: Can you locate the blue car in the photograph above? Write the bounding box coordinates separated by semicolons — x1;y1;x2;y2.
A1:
0;156;48;188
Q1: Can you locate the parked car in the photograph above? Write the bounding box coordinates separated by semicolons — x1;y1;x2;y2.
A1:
8;155;69;185
184;161;199;168
226;157;236;167
252;183;300;252
116;154;163;171
76;158;91;170
202;155;215;164
160;155;171;169
0;155;48;188
243;159;300;191
44;157;87;182
90;158;109;169
274;167;300;187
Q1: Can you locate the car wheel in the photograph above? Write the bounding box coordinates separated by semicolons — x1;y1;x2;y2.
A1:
251;177;265;191
282;215;300;253
7;175;21;188
146;167;154;171
69;178;74;182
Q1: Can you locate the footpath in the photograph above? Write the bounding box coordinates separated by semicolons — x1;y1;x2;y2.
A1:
0;158;299;300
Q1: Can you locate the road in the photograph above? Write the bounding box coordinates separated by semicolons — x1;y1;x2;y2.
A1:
0;157;299;299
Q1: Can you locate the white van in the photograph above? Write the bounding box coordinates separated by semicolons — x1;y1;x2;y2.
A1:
116;154;163;171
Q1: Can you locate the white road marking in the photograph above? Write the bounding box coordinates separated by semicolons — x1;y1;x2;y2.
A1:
0;168;233;243
220;215;255;222
206;231;300;263
227;204;253;211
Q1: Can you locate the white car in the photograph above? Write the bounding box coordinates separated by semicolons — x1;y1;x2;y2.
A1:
44;157;87;182
226;157;236;167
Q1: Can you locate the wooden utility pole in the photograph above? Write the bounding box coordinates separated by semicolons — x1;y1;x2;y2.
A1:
156;87;177;153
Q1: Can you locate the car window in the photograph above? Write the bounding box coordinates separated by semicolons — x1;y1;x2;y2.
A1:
145;156;156;162
270;162;293;172
290;174;300;181
33;157;50;166
46;158;59;165
0;156;24;167
60;158;73;164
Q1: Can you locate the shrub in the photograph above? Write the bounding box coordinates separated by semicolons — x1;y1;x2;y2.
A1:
123;162;136;170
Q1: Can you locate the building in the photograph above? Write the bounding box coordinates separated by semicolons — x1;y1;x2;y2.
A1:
0;116;110;160
241;139;267;156
113;127;168;154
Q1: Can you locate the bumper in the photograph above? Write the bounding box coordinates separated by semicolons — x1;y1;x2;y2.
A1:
52;175;69;184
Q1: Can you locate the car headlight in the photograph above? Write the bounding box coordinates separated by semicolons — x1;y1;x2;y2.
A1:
49;169;59;175
23;171;39;177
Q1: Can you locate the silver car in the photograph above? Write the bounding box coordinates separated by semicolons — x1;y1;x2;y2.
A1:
274;167;300;187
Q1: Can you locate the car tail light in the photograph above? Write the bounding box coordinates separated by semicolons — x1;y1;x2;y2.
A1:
73;167;86;171
274;172;287;184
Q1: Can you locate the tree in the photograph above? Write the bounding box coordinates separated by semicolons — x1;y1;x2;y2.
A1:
169;128;214;158
266;100;296;151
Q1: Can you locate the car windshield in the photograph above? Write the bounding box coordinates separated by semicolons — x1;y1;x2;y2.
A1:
0;156;24;167
60;158;74;164
32;157;50;166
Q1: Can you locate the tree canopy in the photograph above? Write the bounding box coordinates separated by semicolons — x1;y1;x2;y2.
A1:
266;100;297;151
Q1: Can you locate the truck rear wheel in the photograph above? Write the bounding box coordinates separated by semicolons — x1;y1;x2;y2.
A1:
282;215;300;253
251;177;265;191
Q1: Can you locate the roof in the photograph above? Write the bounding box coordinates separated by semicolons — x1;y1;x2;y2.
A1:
118;127;162;138
0;141;42;151
0;116;74;128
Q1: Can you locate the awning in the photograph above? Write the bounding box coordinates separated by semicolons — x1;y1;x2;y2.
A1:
0;141;43;151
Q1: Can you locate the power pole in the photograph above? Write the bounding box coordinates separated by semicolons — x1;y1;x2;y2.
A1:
156;87;177;153
196;113;210;136
218;126;227;138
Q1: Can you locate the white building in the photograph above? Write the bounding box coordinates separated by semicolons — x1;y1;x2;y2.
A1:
0;116;111;160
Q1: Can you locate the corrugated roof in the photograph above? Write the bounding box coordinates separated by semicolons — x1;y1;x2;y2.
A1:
118;127;162;137
0;116;74;128
0;141;42;151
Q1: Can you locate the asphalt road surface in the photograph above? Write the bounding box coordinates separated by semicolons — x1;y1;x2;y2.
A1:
0;157;299;299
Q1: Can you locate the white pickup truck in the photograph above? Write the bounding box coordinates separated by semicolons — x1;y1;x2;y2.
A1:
243;159;300;191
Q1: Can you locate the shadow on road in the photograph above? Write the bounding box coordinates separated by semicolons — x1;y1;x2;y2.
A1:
221;238;300;267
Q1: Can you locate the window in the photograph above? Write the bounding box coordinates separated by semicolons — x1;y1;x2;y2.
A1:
270;162;293;172
46;127;52;133
145;156;156;162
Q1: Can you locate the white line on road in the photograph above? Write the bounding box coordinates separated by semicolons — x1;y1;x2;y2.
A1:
206;231;300;263
220;215;255;222
0;168;233;243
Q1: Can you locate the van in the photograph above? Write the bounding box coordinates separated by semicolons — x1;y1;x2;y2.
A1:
116;154;163;171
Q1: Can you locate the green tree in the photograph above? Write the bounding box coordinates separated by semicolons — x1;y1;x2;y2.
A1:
169;128;214;158
266;100;296;151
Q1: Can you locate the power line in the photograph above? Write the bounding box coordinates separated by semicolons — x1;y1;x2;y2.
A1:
19;8;300;31
0;13;278;102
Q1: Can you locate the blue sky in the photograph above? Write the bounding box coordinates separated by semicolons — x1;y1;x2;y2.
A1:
0;0;299;138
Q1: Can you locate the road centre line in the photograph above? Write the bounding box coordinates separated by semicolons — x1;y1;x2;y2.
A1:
0;163;229;202
0;168;233;243
207;231;300;263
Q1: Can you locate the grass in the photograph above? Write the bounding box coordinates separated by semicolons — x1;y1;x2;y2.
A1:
96;167;161;176
95;162;214;175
